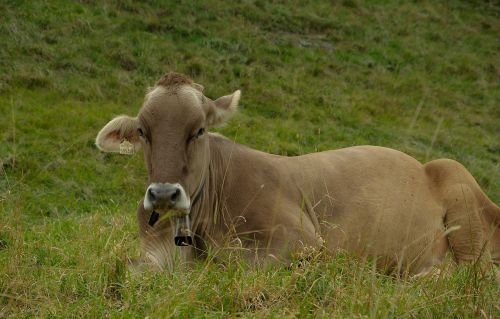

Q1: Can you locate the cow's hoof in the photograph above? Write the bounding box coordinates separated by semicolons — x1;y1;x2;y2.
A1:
412;267;442;279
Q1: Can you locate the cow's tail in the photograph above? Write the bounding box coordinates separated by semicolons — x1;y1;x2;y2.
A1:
477;190;500;227
425;158;499;266
475;185;500;265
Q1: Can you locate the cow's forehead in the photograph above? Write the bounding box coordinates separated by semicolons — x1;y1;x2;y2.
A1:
139;84;204;123
144;84;203;107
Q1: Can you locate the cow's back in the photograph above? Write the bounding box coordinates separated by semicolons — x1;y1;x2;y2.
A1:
284;146;449;272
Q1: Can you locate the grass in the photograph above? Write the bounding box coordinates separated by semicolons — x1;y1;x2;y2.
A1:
0;0;499;317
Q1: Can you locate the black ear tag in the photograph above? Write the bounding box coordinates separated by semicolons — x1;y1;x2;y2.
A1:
148;211;160;226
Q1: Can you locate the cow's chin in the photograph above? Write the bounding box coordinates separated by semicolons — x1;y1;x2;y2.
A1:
156;207;189;217
155;207;190;225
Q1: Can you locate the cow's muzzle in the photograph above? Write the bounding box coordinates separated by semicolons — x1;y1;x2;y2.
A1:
144;183;190;212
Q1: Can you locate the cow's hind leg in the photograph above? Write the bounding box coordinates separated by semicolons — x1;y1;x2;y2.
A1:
443;183;490;269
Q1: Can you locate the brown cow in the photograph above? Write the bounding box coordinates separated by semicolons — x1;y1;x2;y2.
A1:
96;72;499;275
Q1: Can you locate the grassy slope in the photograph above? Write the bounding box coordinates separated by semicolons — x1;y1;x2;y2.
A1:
0;0;499;317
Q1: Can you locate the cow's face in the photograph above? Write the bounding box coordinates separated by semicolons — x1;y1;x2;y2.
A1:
96;73;240;213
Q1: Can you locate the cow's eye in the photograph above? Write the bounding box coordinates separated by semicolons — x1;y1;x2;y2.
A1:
196;127;205;138
137;128;145;138
189;128;205;143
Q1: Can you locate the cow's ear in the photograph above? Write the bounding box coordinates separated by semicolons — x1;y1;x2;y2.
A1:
95;115;141;153
205;90;241;127
192;82;204;92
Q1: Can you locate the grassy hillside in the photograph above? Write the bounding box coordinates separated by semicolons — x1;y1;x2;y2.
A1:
1;0;499;317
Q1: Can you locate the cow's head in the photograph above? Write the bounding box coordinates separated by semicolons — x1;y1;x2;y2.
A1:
96;72;240;213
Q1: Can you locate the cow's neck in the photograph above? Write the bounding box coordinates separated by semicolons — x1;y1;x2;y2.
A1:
189;134;237;245
190;133;286;247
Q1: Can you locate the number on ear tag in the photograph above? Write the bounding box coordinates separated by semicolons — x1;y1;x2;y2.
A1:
119;140;135;155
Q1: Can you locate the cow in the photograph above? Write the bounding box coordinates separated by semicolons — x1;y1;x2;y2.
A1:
96;72;499;275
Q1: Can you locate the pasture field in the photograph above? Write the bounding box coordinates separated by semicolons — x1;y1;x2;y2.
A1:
0;1;499;317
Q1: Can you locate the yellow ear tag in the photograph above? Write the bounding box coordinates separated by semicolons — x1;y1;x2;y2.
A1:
119;139;135;155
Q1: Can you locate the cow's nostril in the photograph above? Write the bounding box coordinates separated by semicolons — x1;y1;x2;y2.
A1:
170;188;180;203
148;188;156;201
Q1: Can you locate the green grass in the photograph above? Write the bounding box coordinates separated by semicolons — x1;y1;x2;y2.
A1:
1;0;499;317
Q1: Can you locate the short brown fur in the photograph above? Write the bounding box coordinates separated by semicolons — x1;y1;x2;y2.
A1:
96;73;500;275
155;72;193;88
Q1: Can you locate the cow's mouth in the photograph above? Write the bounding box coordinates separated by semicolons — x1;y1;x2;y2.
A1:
144;178;204;246
148;207;189;226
